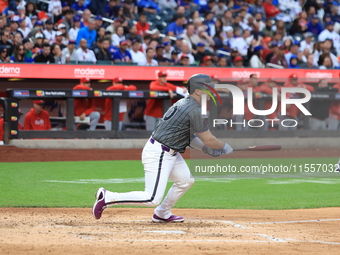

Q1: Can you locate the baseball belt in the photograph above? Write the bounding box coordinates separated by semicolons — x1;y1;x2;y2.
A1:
150;138;178;156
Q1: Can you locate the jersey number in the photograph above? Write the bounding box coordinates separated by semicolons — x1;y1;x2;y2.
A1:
163;106;177;121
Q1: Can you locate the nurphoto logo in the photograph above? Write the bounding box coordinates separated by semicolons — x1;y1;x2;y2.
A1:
201;84;312;129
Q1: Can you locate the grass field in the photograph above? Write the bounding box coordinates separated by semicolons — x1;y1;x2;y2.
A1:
0;157;339;209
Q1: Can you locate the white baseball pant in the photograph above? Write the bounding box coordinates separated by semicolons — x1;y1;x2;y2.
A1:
104;137;194;219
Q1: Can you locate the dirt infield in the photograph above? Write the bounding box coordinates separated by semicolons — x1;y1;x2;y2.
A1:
0;208;339;255
1;146;339;254
1;146;340;162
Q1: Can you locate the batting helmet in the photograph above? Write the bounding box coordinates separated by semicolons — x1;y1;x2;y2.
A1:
187;74;215;94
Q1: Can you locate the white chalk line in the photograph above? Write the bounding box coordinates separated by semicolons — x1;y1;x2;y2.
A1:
76;219;340;245
43;178;237;184
246;219;340;225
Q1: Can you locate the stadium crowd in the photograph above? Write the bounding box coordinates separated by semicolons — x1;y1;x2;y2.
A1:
0;0;339;68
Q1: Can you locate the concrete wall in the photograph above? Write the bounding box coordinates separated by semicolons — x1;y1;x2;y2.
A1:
8;137;340;149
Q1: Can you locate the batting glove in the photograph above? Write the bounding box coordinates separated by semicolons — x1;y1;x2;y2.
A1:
221;143;233;155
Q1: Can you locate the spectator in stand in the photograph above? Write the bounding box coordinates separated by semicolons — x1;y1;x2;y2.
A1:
34;43;55;63
10;43;34;63
170;6;185;22
144;70;186;130
163;41;174;60
73;78;100;131
329;79;340;130
154;44;171;65
43;20;56;45
318;53;333;69
129;39;146;65
95;38;112;61
0;31;14;57
262;18;274;38
310;79;338;130
315;38;339;68
17;18;30;38
197;25;215;49
24;100;51;131
270;45;288;68
114;40;132;63
263;0;280;19
233;55;244;67
166;14;186;36
9;20;19;35
178;42;195;64
126;25;141;42
141;47;158;66
215;0;228;18
104;77;137;130
181;23;200;50
285;42;300;64
26;2;38;18
48;0;62;21
201;55;214;67
94;15;104;29
288;55;300;68
60;9;75;31
250;45;265;68
51;43;62;64
22;38;34;60
96;27;106;42
12;6;33;29
106;0;117;17
250;0;266;18
53;31;66;50
176;54;190;66
136;13;149;37
90;0;107;17
76;18;97;47
300;32;314;53
300;54;318;68
122;0;136;21
75;38;97;63
82;9;92;28
318;21;340;54
111;25;125;47
33;33;44;49
71;0;88;12
193;42;210;64
69;16;81;41
170;49;180;64
61;40;77;64
307;14;323;35
217;56;229;67
0;47;9;62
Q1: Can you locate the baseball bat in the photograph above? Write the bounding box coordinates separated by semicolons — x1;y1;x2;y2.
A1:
233;145;281;151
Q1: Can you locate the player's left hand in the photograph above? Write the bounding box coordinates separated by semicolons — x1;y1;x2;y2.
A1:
202;146;220;157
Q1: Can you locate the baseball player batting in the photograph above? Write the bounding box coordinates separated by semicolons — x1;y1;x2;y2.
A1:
92;74;233;223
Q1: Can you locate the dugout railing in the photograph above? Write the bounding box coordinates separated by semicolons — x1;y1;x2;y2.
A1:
3;89;340;144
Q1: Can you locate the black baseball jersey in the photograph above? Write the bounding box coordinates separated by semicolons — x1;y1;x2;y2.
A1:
152;96;209;153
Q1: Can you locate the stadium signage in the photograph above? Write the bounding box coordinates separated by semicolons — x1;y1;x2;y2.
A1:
231;71;261;78
305;72;332;79
0;66;20;76
74;68;105;78
102;91;123;97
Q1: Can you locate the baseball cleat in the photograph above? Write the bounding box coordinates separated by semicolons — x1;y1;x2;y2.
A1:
92;187;107;220
152;214;185;223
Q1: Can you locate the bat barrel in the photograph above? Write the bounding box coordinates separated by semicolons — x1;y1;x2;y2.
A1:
234;145;281;151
